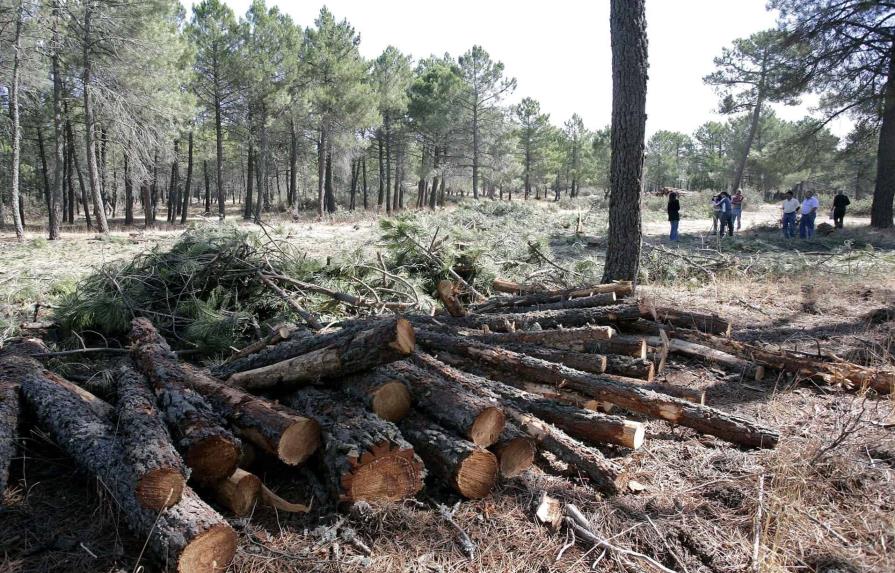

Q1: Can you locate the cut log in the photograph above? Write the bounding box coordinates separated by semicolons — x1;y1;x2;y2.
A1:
640;303;733;337
129;318;240;483
179;364;320;466
604;355;655;381
489;343;608;375
224;318;415;391
341;369;412;422
115;363;188;510
19;370;236;573
416;330;779;448
400;412;498;499
210;468;261;517
436;280;467;317
412;303;641;333
411;353;626;494
641;336;764;381
585;335;648;358
382;360;505;447
476;293;617;314
0;381;18;497
492;423;536;478
466;325;615;349
225;323;302;364
285;388;425;502
491;279;634;298
212;317;412;380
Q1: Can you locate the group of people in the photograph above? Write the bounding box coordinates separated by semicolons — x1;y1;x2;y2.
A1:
665;188;852;242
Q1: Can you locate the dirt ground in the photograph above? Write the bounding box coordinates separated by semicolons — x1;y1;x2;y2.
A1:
1;198;894;573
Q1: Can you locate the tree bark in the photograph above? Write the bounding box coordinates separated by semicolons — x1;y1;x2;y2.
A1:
124;153;134;225
50;0;64;238
467;325;616;350
341;369;412;422
362;156;368;209
8;0;25;241
128;319;240;483
38;125;54;237
871;39;895;228
400;413;497;499
285;388;424;503
416;330;779;448
603;354;655;381
491;342;609;375
289;119;298;207
585;335;648;358
413;303;640;333
317;128;326;217
214;317;414;382
643;304;733;336
204;160;211;215
475;293;617;314
602;0;647;283
82;1;110;233
383;361;505;447
19;368;236;573
115;363;188;510
214;69;226;221
66;119;92;229
489;279;634;299
168;139;180;223
181;131;193;224
244;145;254;220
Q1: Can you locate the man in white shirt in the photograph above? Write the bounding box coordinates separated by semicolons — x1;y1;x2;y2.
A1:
799;190;820;239
781;191;799;238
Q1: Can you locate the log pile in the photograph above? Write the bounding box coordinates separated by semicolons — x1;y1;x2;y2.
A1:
7;276;891;570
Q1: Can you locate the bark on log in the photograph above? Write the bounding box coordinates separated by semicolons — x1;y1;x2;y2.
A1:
224;318;415;391
115;363;188;510
411;353;626;494
490;343;608;375
225;324;302;364
382;360;505;447
178;364;320;466
644;336;763;381
19;371;236;573
604;354;655;381
129;319;240;483
584;335;648;358
285;388;425;502
475;293;617;314
341;369;412;422
640;303;733;337
490;279;634;298
210;468;261;517
492;423;535;478
412;303;641;333
211;317;410;379
436;280;467;317
400;412;498;499
0;381;18;497
466;325;615;349
416;330;779;448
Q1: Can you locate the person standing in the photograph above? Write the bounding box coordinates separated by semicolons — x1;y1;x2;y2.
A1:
668;192;680;241
731;189;745;230
799;190;820;239
781;191;799;238
832;191;851;228
710;194;721;233
718;191;734;237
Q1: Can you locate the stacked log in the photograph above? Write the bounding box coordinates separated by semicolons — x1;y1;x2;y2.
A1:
341;369;413;422
639;304;733;337
492;423;536;477
414;303;641;333
490;279;634;298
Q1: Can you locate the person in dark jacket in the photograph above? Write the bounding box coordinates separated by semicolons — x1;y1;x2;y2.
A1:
832;191;851;228
668;192;680;241
718;191;734;237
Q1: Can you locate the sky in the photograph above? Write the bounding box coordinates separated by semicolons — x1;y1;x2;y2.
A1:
183;0;853;139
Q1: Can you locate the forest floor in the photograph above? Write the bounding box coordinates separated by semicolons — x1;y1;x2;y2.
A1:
1;195;894;573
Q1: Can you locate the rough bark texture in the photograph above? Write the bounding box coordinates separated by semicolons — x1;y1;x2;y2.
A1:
213;318;414;386
178;364;320;466
129;319;240;483
584;335;648;358
412;303;640;333
604;354;655;381
19;368;235;573
383;360;505;447
602;0;647;283
0;381;19;497
285;388;424;503
465;325;616;349
416;330;779;448
489;280;634;299
492;423;536;478
341;369;412;422
477;293;617;314
491;343;608;376
643;305;733;337
115;363;188;510
871;39;895;228
400;412;498;499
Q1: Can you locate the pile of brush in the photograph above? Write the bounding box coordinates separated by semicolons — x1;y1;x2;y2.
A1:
3;276;891;573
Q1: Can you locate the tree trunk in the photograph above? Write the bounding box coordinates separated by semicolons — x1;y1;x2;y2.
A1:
49;0;64;238
416;330;779;448
204;160;211;215
285;388;424;503
66;119;92;229
225;318;416;391
124;154;134;225
244;145;254;220
384;361;505;447
168;139;180;223
341;369;412;422
150;152;158;224
181;131;193;224
65;136;75;223
8;0;25;241
324;147;336;213
400;413;497;499
19;367;236;572
115;363;188;510
732;56;767;193
82;2;110;233
430;146;440;210
317;128;326;217
385;117;392;215
289;119;298;207
214;75;226;221
362;156;368;209
472;104;480;199
38;125;54;237
128;319;241;483
349;159;358;210
871;39;895;229
602;0;647;283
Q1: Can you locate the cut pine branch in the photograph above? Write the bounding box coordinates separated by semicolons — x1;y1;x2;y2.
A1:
400;412;498;499
415;330;779;448
129;318;240;483
285;388;424;503
19;369;236;573
115;363;188;510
